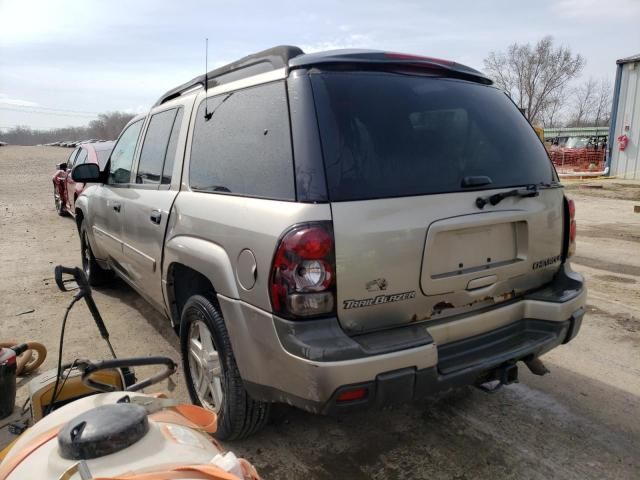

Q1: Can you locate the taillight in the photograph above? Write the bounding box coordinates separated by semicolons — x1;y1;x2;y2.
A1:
567;197;576;257
270;222;336;319
336;387;368;403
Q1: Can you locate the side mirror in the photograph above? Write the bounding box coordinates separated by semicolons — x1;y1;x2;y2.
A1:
72;163;102;183
56;162;67;171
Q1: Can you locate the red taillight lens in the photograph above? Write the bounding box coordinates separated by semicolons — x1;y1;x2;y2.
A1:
568;198;576;219
270;223;336;319
569;219;577;243
282;227;332;259
336;387;368;403
566;197;576;257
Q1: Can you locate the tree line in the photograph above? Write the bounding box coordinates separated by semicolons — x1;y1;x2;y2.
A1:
0;111;135;145
483;36;612;128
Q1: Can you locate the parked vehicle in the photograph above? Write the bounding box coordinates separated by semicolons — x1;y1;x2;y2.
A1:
0;141;7;147
549;135;608;174
72;46;586;440
53;141;114;216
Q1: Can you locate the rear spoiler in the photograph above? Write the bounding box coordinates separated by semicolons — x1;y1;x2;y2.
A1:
289;49;492;85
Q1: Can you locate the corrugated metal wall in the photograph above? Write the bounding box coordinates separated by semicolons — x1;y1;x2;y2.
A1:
610;61;640;179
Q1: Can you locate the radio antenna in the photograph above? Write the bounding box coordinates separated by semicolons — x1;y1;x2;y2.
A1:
204;38;212;121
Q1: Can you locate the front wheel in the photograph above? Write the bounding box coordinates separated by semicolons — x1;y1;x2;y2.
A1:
180;294;270;440
79;221;112;286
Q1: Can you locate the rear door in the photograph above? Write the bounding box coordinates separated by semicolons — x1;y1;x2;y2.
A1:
311;71;564;334
120;99;191;308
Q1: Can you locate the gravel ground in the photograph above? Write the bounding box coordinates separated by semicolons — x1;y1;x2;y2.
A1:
1;146;639;479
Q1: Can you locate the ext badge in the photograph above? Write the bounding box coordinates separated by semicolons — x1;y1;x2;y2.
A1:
344;290;416;310
532;254;561;270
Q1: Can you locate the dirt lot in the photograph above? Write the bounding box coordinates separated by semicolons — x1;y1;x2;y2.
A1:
1;145;639;479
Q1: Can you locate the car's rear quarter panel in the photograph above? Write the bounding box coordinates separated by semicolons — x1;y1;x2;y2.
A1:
165;192;332;310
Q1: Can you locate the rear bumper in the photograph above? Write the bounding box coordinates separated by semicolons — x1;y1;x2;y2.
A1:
219;264;586;414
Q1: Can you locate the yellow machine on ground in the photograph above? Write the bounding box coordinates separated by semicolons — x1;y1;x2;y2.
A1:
0;266;261;480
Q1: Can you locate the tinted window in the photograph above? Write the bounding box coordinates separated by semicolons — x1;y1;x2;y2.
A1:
311;72;556;201
189;81;294;200
162;108;183;184
96;148;112;169
75;149;88;166
109;120;143;184
136;108;178;184
67;148;80;168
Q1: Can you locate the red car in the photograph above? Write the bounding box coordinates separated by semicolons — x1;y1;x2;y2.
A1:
52;141;114;216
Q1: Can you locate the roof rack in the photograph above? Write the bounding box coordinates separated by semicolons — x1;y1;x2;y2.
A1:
154;45;305;106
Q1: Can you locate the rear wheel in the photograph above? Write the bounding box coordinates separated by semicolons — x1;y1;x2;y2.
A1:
53;185;67;216
180;294;270;440
80;221;112;286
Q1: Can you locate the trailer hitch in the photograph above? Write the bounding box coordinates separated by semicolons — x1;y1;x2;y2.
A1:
476;363;519;393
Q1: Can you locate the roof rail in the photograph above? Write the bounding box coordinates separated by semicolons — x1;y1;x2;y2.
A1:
154;45;305;106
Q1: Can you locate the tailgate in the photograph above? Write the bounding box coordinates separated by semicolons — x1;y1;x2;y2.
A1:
332;187;564;333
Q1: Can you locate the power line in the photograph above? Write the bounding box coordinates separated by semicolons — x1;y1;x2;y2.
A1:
0;107;97;118
0;103;100;116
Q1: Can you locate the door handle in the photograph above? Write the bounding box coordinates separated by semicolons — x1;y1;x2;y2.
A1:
112;203;121;213
150;210;162;224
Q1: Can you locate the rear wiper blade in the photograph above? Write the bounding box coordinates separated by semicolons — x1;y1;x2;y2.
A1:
476;184;539;209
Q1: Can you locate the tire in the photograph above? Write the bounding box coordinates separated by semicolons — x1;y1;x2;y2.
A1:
180;294;270;440
79;221;112;286
54;185;67;217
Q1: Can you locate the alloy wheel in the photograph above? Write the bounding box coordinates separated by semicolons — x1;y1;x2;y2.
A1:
82;232;91;278
188;319;224;413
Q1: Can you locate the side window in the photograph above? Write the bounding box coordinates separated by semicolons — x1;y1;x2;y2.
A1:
74;149;88;166
109;120;143;184
189;81;294;200
162;109;183;184
136;108;179;184
96;148;112;169
67;148;80;168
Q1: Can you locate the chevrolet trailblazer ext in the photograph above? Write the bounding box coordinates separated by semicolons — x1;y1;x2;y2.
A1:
71;46;586;439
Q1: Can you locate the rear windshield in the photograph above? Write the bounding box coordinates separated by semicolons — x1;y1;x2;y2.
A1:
311;72;556;201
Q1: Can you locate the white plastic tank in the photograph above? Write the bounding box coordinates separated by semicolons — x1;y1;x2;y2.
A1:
1;392;250;479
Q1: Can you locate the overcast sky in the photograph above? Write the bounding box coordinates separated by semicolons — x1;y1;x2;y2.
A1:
1;0;638;131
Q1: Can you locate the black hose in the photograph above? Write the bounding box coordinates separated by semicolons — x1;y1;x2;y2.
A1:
47;296;79;415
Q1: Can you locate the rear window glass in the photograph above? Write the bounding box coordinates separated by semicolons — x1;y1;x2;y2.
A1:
189;81;294;200
162;108;183;184
136;108;179;184
311;72;556;201
74;149;88;166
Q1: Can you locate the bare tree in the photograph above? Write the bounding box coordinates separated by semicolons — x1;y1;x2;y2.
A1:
566;78;612;127
483;36;584;125
539;89;565;127
569;77;598;127
593;78;612;127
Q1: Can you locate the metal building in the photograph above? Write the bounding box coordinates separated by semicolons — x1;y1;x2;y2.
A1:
608;54;640;179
